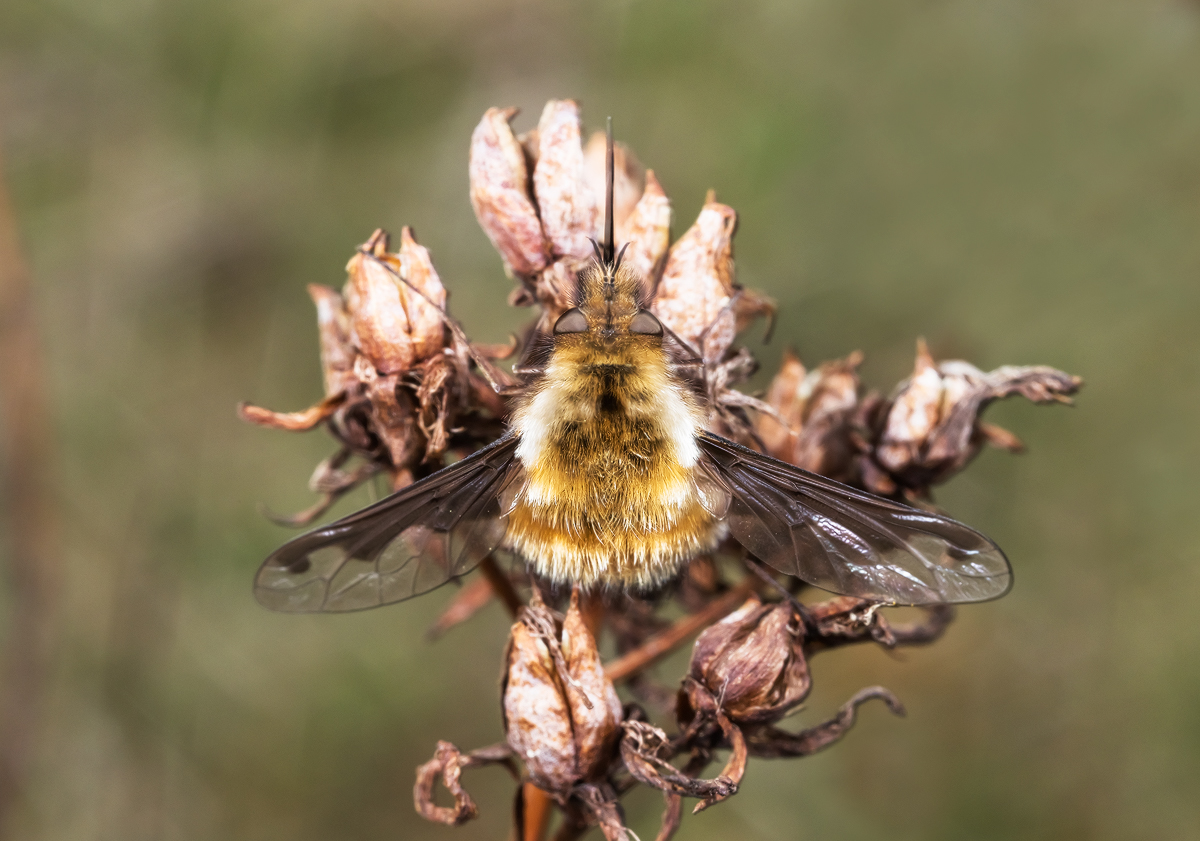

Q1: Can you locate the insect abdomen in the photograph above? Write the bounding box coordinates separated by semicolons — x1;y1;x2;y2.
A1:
508;355;719;588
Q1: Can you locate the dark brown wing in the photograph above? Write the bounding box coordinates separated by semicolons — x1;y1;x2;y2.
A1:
698;432;1012;605
256;434;522;613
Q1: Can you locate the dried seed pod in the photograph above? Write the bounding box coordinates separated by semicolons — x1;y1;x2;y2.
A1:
757;350;863;479
682;597;810;725
502;591;623;792
503;619;578;792
619;170;671;297
344;229;415;375
653;195;739;351
469;107;549;277
533;100;600;262
872;339;1082;491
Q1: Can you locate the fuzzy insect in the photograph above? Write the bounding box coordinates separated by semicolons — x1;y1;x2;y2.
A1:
255;122;1011;612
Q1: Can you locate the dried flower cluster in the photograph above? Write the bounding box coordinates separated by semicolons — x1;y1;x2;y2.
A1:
243;100;1081;840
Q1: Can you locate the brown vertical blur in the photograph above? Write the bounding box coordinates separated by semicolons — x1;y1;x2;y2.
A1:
0;146;60;837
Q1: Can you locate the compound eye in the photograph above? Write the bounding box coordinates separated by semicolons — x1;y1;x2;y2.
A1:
629;310;663;336
553;308;588;334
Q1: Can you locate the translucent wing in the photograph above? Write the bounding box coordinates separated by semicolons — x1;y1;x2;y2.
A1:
698;432;1011;605
256;434;522;613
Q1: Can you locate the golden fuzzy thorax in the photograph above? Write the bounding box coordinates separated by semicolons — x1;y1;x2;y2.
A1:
507;263;722;589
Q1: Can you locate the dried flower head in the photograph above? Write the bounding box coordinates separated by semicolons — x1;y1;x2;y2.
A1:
243;98;1083;841
861;338;1082;497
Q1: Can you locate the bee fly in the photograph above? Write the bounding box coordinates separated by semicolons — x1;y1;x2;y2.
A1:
255;121;1011;612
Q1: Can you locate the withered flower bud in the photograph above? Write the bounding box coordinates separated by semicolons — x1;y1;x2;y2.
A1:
469;107;549;277
503;591;622;792
872;339;1082;490
503;620;577;792
683;597;810;725
343;227;448;374
757;350;863;479
534;100;600;262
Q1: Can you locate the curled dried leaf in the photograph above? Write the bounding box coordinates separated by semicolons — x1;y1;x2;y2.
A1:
237;392;345;432
744;687;905;759
413;741;516;826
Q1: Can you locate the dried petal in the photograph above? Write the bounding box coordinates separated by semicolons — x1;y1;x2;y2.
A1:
503;620;578;792
344;230;415;375
619;170;672;295
308;283;357;398
534;100;600;262
469;107;549;276
396;226;447;362
876;339;942;472
653;195;738;351
237;392;345;432
561;590;623;780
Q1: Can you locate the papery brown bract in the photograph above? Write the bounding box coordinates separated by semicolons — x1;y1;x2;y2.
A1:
344;229;417;375
503;620;578;792
534;100;600;262
469;107;550;277
307;283;357;399
618;170;672;298
653;197;739;355
560;591;624;780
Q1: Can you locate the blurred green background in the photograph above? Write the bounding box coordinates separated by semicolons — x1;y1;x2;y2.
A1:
2;0;1198;839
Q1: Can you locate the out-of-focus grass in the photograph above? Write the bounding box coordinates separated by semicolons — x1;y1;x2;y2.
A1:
1;0;1199;839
